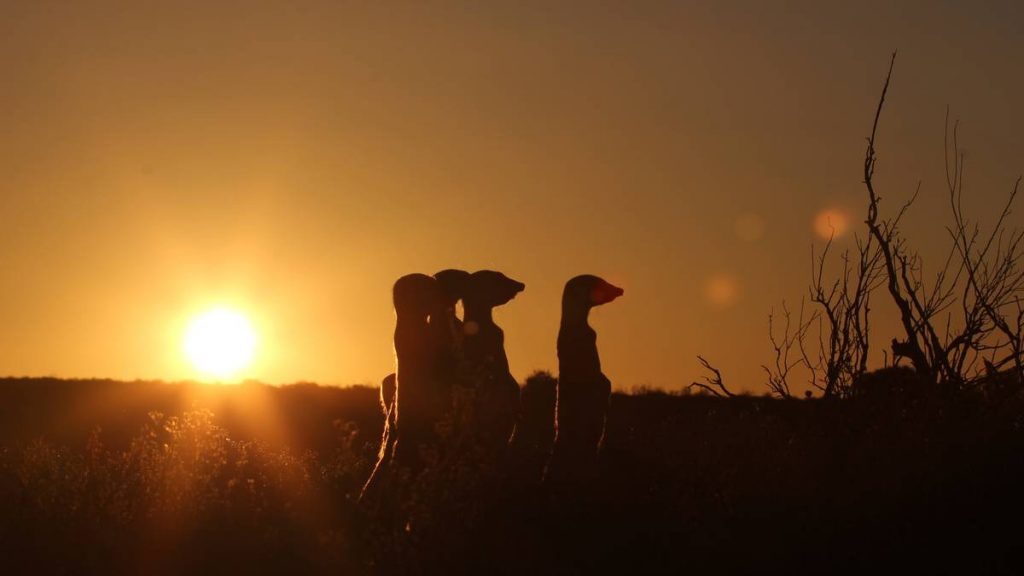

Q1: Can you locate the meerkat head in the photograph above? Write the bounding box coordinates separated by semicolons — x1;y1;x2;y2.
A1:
393;273;443;319
563;275;624;310
433;269;472;308
465;270;526;308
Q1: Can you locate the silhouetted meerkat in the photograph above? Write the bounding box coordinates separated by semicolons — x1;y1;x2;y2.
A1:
507;370;558;484
362;273;446;504
390;273;449;471
433;269;472;387
364;270;469;502
462;270;526;453
547;274;623;483
432;269;473;438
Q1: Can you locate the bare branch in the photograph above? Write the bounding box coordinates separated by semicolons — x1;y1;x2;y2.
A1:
688;356;736;398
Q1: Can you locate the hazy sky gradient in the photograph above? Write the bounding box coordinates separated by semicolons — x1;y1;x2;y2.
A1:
2;1;1022;391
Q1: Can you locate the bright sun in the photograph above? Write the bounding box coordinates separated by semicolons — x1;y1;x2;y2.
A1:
183;308;258;380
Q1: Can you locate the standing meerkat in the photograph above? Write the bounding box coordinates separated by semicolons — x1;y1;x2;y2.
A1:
547;274;623;483
462;270;526;456
362;273;445;504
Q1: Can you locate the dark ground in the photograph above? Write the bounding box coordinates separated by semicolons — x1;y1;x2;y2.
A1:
0;377;1021;575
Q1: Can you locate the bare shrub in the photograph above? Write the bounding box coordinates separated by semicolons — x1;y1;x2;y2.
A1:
769;52;1023;398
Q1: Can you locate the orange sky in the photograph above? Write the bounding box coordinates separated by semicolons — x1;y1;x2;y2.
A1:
1;1;1021;392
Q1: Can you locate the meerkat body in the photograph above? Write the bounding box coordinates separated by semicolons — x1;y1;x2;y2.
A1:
362;274;445;504
548;274;623;483
432;269;471;404
391;274;448;470
462;270;526;454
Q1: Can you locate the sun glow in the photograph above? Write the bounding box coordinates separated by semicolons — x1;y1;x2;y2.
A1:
183;308;258;380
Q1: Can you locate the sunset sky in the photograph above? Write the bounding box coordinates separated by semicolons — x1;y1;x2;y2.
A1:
1;1;1021;392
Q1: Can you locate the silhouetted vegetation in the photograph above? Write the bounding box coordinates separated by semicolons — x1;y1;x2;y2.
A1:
764;53;1024;400
2;377;1023;574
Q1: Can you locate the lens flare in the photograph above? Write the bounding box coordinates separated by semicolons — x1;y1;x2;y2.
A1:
813;208;849;240
705;274;739;308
